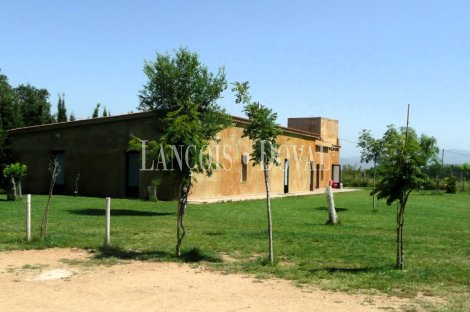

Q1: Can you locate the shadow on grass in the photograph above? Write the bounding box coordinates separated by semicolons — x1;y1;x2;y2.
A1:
67;208;175;217
309;265;393;274
95;245;223;263
315;206;348;212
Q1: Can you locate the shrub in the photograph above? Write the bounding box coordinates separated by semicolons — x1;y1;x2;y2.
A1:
446;177;458;194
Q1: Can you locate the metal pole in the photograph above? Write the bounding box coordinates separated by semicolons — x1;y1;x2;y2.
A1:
26;194;31;242
105;197;110;246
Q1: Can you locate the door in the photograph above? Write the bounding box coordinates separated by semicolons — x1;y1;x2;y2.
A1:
284;159;289;194
316;164;320;189
332;164;341;184
310;161;314;191
126;151;140;197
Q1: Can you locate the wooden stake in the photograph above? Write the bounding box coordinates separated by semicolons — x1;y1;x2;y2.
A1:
26;194;31;242
105;197;111;246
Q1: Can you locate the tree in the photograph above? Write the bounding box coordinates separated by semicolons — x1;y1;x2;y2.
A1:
92;103;101;118
373;125;427;270
102;105;108;117
3;163;27;200
69;112;76;121
130;47;232;256
232;81;282;265
14;84;54;127
40;156;60;238
460;163;470;179
57;93;67;122
0;70;16;166
418;134;439;166
357;129;383;211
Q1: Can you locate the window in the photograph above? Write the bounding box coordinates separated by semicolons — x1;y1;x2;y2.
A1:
241;154;248;182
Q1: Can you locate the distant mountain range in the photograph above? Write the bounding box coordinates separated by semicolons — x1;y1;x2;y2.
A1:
340;149;470;168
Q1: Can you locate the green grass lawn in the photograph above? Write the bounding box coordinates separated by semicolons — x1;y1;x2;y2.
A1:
1;190;469;310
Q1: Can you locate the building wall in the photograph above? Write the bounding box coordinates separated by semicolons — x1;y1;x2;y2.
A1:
11;114;161;198
188;121;340;199
10;113;340;200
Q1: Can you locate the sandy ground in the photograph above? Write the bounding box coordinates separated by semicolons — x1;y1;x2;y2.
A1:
0;248;434;312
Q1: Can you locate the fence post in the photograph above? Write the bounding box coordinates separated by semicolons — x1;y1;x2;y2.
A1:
105;197;111;246
26;194;31;242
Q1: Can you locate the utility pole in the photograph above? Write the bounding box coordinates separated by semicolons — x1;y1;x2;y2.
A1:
405;104;410;142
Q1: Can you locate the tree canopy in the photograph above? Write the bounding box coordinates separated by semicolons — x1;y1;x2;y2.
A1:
130;47;232;256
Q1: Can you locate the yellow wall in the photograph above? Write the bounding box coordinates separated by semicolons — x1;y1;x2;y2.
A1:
189;121;340;200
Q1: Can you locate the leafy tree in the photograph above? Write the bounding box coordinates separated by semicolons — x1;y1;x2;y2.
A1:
92;103;101;118
3;162;27;200
14;84;54;126
0;70;16;166
357;129;383;211
57;93;67;122
418;134;439;166
460;162;470;179
130;47;232;256
102;105;108;117
232;81;282;265
373;125;427;270
69;112;76;121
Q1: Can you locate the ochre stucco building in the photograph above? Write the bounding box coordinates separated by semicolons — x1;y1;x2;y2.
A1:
8;111;341;200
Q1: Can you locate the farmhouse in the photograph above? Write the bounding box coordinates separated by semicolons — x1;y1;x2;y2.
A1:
8;111;341;201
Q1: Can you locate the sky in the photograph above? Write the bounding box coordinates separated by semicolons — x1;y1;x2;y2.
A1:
1;0;470;159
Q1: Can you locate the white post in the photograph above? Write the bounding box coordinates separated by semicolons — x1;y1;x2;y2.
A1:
105;197;110;246
26;194;31;242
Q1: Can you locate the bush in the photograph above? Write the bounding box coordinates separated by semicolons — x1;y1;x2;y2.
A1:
446;177;458;194
421;179;437;191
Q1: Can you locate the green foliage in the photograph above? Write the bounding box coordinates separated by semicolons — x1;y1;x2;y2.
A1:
3;162;27;181
102;105;108;117
92;103;101;118
2;162;27;200
69;112;76;121
460;162;470;177
357;129;383;164
14;84;54;126
151;178;162;187
0;70;55;168
231;81;282;167
374;126;427;205
57;93;67;122
132;47;232;184
445;176;458;194
0;70;16;166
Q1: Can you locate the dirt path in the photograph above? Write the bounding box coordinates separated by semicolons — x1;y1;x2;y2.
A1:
0;248;430;311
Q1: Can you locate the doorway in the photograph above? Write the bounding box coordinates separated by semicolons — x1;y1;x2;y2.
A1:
126;151;140;197
310;161;314;191
284;159;289;194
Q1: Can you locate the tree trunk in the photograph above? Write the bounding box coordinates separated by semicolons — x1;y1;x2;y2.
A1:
372;158;376;211
40;161;58;238
176;180;191;257
396;198;407;270
10;177;17;201
18;180;22;200
264;165;273;265
325;186;338;225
